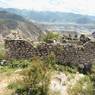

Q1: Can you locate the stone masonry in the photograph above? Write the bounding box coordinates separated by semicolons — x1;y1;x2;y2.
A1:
5;39;95;65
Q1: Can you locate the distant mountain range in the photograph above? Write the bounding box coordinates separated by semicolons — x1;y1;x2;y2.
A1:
1;8;95;24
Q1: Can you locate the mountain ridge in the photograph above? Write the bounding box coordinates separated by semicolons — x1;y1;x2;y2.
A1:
0;10;43;40
1;8;95;24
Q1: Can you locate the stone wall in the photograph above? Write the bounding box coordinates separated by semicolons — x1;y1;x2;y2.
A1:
5;39;95;65
5;40;34;59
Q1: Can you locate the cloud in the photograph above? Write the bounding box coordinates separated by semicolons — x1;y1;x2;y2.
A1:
1;0;95;15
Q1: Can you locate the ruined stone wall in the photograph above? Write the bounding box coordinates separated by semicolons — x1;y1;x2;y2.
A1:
5;39;95;65
5;40;35;59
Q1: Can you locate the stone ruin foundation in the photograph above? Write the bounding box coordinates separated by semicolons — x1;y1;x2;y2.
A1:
4;39;95;65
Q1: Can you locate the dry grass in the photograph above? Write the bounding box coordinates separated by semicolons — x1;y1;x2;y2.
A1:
0;69;23;95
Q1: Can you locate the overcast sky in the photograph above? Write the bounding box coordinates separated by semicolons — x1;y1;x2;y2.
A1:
0;0;95;15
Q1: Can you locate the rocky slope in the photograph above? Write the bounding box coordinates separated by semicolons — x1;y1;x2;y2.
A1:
0;11;43;41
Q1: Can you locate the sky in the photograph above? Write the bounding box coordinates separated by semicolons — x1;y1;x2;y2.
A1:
0;0;95;15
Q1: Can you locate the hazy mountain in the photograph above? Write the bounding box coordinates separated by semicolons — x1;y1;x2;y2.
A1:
1;8;95;24
0;11;42;40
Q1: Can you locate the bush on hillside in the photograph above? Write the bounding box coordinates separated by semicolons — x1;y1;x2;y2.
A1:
43;32;59;43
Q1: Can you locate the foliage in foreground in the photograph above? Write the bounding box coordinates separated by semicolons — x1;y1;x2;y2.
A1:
6;56;95;95
68;76;94;95
13;57;51;95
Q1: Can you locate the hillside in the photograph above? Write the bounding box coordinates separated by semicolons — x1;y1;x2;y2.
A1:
0;9;94;95
0;11;42;40
1;8;95;24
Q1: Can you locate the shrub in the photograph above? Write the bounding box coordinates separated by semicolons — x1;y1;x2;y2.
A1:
68;76;93;95
43;32;59;43
15;57;50;95
45;52;56;67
